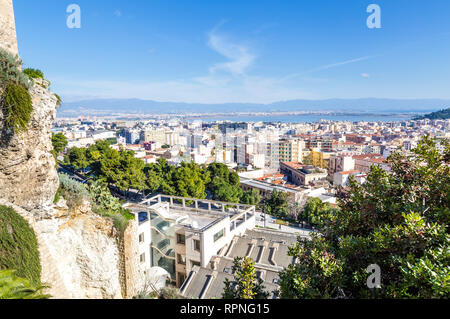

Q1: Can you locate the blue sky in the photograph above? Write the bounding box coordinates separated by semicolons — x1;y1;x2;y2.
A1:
13;0;450;103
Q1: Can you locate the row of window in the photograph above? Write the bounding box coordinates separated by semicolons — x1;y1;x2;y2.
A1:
176;233;201;251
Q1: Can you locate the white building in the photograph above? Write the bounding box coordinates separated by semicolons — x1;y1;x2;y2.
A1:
126;195;256;287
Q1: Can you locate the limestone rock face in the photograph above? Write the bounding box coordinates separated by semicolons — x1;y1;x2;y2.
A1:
0;199;123;299
0;78;59;211
36;202;123;299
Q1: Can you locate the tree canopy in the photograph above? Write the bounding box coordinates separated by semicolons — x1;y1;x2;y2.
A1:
278;137;450;299
222;257;269;299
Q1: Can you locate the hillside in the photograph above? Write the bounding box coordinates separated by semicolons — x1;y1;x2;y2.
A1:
413;107;450;120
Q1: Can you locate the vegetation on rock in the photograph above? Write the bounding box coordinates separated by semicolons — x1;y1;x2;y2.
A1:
23;68;44;80
0;270;49;299
0;205;41;287
1;83;33;133
0;48;30;89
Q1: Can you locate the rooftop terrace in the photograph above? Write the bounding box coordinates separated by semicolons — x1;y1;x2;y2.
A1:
125;194;256;232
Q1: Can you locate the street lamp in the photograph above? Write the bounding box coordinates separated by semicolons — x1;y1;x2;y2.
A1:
263;198;267;229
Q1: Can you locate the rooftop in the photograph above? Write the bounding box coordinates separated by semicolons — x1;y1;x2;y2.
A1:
126;194;255;232
180;228;302;299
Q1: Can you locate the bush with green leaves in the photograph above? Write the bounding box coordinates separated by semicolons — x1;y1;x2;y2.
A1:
0;48;33;133
278;137;450;299
58;173;90;209
2;83;33;133
23;68;44;80
0;48;30;89
0;205;41;287
88;180;134;235
0;270;49;299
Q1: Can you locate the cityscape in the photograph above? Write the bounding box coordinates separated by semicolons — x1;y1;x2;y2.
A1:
0;0;449;310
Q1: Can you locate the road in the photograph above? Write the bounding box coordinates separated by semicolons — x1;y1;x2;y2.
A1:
254;211;314;237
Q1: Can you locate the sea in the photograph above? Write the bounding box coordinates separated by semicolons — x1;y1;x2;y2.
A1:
183;113;417;123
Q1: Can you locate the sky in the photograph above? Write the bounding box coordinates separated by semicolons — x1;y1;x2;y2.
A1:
12;0;450;104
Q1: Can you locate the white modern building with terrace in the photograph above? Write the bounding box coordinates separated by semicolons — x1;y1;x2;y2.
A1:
125;195;256;287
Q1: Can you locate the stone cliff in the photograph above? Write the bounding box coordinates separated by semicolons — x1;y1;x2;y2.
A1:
0;78;59;211
0;78;126;298
0;0;144;299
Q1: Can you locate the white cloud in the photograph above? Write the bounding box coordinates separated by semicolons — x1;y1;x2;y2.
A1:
207;31;255;76
114;10;122;17
55;23;317;104
361;73;370;78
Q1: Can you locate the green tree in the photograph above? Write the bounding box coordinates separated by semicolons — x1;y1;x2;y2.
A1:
51;132;68;158
278;137;450;299
67;147;88;171
299;197;337;229
173;162;207;199
222;257;269;299
265;190;288;219
240;189;261;205
212;179;243;203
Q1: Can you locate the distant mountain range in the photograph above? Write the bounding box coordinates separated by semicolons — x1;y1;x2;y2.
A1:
58;98;450;116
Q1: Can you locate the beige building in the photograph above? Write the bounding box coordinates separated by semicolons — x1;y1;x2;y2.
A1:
279;138;304;163
140;129;166;144
280;162;328;186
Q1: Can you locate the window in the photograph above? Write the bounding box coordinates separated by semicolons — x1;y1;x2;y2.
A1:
193;239;201;252
140;253;145;263
177;254;186;265
191;260;200;268
213;228;225;242
176;233;185;245
139;233;144;243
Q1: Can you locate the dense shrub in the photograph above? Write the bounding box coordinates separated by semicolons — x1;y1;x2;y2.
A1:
88;180;134;235
58;173;90;209
0;48;30;89
2;83;33;133
0;270;49;299
0;205;41;286
23;68;44;80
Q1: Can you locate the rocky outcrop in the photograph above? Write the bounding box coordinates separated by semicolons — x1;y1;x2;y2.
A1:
0;78;59;211
0;199;123;299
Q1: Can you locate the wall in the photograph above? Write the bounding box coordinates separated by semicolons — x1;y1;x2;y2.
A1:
0;0;19;55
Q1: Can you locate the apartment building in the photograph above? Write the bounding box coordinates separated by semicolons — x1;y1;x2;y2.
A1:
280;162;328;186
353;154;391;173
126;195;256;288
279;138;305;163
328;152;356;175
140;129;166;144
